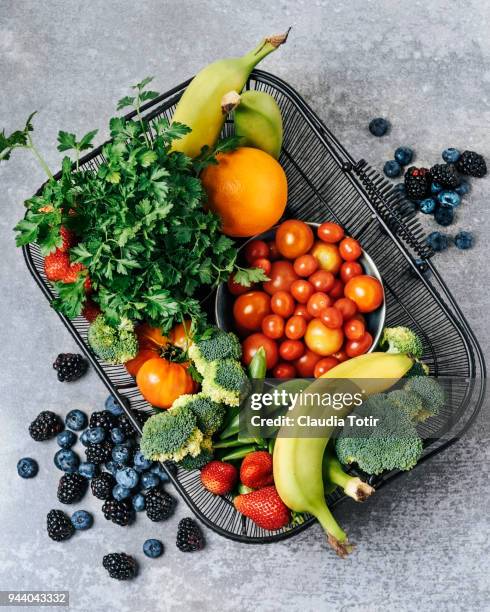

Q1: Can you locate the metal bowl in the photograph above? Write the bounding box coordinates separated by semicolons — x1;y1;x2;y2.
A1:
215;223;386;351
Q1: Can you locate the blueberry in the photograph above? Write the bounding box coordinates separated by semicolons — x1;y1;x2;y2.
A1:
78;462;98;479
434;205;454;226
454;230;474;250
113;484;131;501
140;472;159;490
437;190;461;208
104;460;120;475
17;457;38;479
54;449;80;473
442;148;461;163
431;182;443;194
133;451;152;472
150;463;171;483
383;160;402;178
110;428;125;444
65;409;88;431
70;510;93;530
426;231;449;252
394;146;413;166
116;467;139;489
86;427;105;444
104;395;126;416
455;179;470;196
80;430;91;447
392;183;406;194
57;430;77;449
369;117;390;137
112;445;130;465
143;538;164;559
419;198;436;214
132;493;146;512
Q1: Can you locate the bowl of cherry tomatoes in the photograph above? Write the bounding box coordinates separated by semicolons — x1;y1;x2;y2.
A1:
215;220;386;378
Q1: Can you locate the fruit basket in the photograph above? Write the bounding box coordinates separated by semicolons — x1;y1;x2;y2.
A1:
22;69;486;543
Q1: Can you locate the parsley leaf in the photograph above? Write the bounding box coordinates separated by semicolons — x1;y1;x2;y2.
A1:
234;267;270;287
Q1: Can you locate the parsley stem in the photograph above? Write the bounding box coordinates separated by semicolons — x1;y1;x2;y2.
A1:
135;98;151;149
27;133;53;179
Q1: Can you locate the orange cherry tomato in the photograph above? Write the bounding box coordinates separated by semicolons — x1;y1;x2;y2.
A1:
329;279;344;300
314;356;339;377
307;292;331;318
279;339;305;361
317;222;345;244
290;279;315;304
244;240;270;264
304;319;344;356
334;297;357;320
261;314;285;340
320;306;343;329
344;318;366;340
267;241;280;261
344;275;384;313
285;315;307;340
340;261;363;283
263;261;299;295
273;362;297;378
228;273;251;296
294;349;322;377
345;332;373;357
242;333;279;370
293;304;313;321
339;237;362;261
275;220;314;259
137;357;197;409
252;257;272;276
271;291;295;318
352;313;366;324
233;291;271;331
293;254;318;277
309;270;335;293
331;348;349;363
310;242;342;274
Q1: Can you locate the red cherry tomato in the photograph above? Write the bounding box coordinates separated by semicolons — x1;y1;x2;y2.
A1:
334;297;357;320
263;261;299;295
344;275;384;313
279;339;305;361
314;356;339;377
293;304;313;321
290;279;315;304
285;315;307;340
275;220;314;259
242;333;278;370
293;254;318;277
331;348;349;363
294;349;322;377
339;237;362;261
317;222;345;244
345;332;373;357
233;291;271;331
329;279;344;300
304;319;344;356
244;240;270;265
261;314;285;340
309;270;335;293
320;306;343;329
273;362;297;378
271;291;295;318
340;261;363;283
310;242;342;274
267;241;280;261
344;318;366;340
307;292;331;318
227;273;250;296
252;257;272;276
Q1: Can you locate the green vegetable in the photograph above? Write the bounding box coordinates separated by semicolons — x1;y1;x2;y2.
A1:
247;347;267;379
87;315;138;364
172;392;225;436
404;376;445;419
388;389;426;422
404;359;430;378
380;326;423;359
140;405;204;463
188;327;242;376
220;444;257;461
322;445;374;502
202;359;251;407
178;448;214;471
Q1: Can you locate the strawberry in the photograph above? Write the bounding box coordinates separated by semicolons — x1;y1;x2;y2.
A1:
63;262;92;292
200;461;238;496
240;450;274;489
81;299;101;322
234;486;290;531
44;249;70;282
59;226;76;253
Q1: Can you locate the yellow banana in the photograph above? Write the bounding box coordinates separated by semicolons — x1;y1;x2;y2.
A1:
171;32;289;158
273;352;413;556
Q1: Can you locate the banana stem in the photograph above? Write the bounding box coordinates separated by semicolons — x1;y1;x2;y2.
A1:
315;505;353;558
242;29;290;70
323;449;374;502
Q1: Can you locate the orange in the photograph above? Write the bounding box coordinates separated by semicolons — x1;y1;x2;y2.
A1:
200;147;288;237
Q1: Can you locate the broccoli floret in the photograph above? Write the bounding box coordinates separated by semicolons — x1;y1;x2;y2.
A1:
202;359;251;407
380;326;423;359
189;327;242;376
388;389;426;422
140;405;204;463
172;393;226;435
87;315;138;365
404;376;445;420
404;359;430;378
335;393;423;475
178;448;214;471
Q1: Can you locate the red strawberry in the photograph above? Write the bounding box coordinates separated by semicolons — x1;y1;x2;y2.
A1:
59;226;76;253
200;461;238;496
240;451;274;489
44;249;70;281
81;299;101;322
63;262;91;292
234;486;290;531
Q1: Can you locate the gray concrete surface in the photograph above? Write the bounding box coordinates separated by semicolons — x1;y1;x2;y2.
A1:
1;1;489;611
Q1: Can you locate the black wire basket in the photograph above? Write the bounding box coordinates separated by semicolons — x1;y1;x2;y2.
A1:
22;69;486;543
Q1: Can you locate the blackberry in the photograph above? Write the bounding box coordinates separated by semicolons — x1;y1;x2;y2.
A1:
102;498;134;526
57;473;88;504
47;509;74;541
89;411;117;432
117;413;139;438
176;517;204;552
53;353;88;382
145;489;175;522
429;164;460;188
85;440;113;465
91;472;116;500
404;167;431;200
29;411;64;441
456;150;487;178
103;553;138;580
